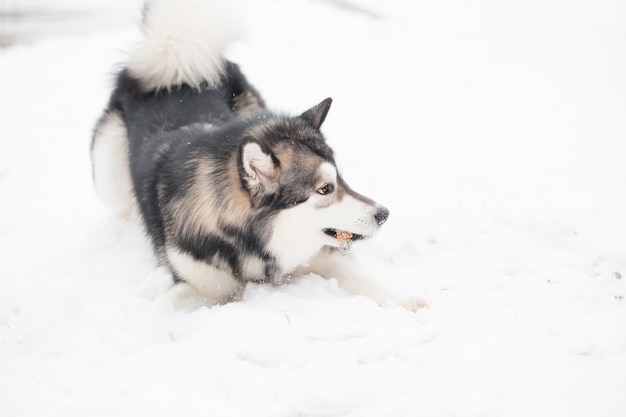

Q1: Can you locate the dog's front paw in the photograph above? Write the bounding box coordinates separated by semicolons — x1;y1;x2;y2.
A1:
400;296;428;312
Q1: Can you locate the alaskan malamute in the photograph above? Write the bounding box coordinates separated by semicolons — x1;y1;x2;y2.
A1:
92;0;422;310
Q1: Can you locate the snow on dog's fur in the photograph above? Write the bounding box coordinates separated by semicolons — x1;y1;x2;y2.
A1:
91;0;423;310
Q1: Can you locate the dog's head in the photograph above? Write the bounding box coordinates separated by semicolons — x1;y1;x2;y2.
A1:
238;98;389;268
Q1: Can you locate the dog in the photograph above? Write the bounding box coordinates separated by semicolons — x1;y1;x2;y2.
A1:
91;0;422;310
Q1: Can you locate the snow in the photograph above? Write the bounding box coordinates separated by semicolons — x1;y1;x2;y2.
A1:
1;0;626;416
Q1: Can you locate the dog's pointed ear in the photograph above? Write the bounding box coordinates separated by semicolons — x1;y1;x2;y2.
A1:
300;97;332;130
240;141;279;200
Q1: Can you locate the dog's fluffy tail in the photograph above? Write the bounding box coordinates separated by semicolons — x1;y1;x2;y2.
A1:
126;0;241;91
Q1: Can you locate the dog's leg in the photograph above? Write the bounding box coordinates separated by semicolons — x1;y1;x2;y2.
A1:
307;249;427;312
164;247;244;308
91;109;134;219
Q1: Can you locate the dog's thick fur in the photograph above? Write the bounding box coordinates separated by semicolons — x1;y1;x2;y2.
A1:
92;0;421;310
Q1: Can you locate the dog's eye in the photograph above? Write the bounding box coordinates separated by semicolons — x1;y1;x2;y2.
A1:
317;183;334;195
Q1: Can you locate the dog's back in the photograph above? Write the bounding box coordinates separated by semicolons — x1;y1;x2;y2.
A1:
109;63;264;142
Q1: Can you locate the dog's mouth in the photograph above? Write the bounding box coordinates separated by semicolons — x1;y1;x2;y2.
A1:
323;228;367;243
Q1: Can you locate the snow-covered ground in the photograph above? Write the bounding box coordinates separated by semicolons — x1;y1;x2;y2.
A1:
1;0;626;416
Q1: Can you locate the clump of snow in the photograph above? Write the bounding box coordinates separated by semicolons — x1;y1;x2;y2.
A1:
1;0;625;416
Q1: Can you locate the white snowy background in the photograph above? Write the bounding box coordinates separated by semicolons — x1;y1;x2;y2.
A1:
1;0;626;416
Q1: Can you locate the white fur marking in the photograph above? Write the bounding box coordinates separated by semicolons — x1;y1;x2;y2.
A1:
91;111;134;218
268;200;329;273
319;162;337;185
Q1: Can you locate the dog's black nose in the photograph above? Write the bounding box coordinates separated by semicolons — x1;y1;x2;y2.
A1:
374;206;390;226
